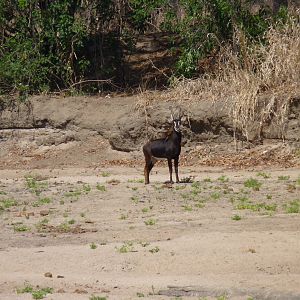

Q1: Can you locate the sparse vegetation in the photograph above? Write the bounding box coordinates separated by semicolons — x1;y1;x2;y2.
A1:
183;205;193;211
0;198;18;209
137;292;145;297
64;190;82;197
90;242;97;249
116;242;134;253
142;207;149;213
218;175;229;183
14;224;30;232
83;184;91;193
244;178;262;191
101;172;111;177
278;175;290;181
131;196;139;204
25;175;48;196
144;218;157;226
90;296;107;300
284;200;300;213
17;284;53;299
57;222;71;232
149;246;160;253
96;184;106;192
32;197;51;207
128;178;144;183
232;214;242;221
256;172;271;179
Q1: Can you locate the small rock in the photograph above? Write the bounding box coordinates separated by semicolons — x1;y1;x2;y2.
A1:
57;275;64;278
44;272;52;278
74;288;88;294
57;288;65;293
40;210;49;216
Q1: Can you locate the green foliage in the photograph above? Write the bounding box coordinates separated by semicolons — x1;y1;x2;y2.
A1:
0;0;292;92
244;178;262;191
284;200;300;213
232;214;241;221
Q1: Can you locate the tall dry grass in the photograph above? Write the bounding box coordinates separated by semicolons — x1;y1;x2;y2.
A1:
164;17;300;141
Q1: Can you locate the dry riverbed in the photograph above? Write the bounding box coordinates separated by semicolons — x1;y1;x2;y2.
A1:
0;166;299;300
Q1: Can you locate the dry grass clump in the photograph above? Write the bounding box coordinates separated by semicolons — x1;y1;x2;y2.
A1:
163;17;300;141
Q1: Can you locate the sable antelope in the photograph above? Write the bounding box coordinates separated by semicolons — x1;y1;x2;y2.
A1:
143;107;183;184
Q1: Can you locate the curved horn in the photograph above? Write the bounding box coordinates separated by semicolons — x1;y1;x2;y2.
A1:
169;106;175;120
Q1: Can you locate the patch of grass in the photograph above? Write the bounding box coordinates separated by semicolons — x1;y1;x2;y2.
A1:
57;222;71;232
142;207;149;213
25;175;48;196
284;200;300;213
90;296;107;300
232;214;242;221
183;205;193;211
32;197;51;207
35;218;49;232
96;184;106;192
131;187;138;191
256;171;271;179
17;284;34;294
296;177;300;185
64;190;81;197
286;184;296;193
17;285;53;299
180;193;190;200
128;178;144;183
131;196;139;204
90;242;97;249
139;241;150;247
120;214;128;220
175;185;186;190
210;192;221;200
144;218;156;226
218;175;229;182
149;246;160;253
244;178;262;191
203;177;212;183
235;199;277;212
191;188;201;196
80;212;85;217
83;184;91;193
266;194;272;200
278;175;290;181
14;224;30;232
0;198;18;209
195;202;205;208
100;171;110;177
0;191;7;195
32;288;53;299
68;219;75;224
116;242;134;253
137;292;145;297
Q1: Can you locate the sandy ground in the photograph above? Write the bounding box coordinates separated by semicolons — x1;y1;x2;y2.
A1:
0;165;300;300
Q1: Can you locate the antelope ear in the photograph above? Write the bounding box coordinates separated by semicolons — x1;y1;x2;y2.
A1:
168;114;173;123
181;116;187;122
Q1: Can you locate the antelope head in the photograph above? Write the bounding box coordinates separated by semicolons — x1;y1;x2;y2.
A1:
170;107;183;133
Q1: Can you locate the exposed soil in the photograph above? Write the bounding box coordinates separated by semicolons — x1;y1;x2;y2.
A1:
0;95;299;300
0;167;300;300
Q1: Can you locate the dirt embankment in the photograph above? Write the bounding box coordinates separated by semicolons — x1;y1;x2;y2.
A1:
0;94;299;169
